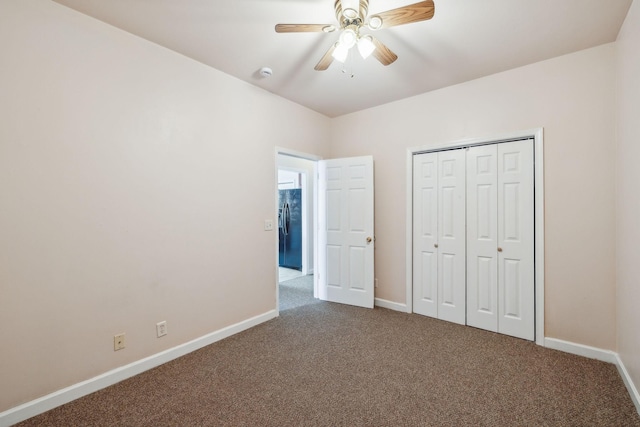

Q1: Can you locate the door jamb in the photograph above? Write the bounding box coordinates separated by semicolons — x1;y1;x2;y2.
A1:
405;128;545;346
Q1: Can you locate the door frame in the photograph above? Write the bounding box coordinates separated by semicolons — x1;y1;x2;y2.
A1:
405;128;545;345
275;147;322;313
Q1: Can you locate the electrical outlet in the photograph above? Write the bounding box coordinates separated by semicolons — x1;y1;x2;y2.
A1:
375;278;379;288
264;219;274;231
156;321;167;337
114;333;125;351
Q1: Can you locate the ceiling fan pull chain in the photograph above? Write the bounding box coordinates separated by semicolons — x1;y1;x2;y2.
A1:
342;48;356;78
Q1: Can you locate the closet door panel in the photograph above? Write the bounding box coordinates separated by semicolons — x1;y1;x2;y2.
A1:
413;153;438;317
466;145;499;332
437;150;466;325
497;140;534;340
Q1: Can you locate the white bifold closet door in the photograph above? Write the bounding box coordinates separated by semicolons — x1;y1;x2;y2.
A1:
466;140;534;340
412;149;466;325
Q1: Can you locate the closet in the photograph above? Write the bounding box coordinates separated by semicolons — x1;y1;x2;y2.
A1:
412;139;535;341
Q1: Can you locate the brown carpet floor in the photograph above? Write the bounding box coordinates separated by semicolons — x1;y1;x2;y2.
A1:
279;274;321;311
17;277;640;426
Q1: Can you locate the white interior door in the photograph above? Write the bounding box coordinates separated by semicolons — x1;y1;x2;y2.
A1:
318;156;374;308
412;153;438;317
414;140;535;339
497;140;534;340
435;150;466;325
467;144;499;331
412;150;466;324
466;140;534;340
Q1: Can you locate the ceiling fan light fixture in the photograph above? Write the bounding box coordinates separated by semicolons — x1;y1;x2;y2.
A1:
332;43;349;63
339;28;357;49
368;15;383;30
357;35;375;59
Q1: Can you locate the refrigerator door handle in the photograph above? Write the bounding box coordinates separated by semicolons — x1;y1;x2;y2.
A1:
282;203;286;235
286;203;291;236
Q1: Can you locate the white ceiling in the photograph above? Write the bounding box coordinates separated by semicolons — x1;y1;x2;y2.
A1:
52;0;632;117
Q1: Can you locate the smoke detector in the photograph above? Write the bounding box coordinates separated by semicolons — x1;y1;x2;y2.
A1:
259;67;273;78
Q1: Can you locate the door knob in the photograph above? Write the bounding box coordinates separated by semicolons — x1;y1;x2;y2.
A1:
366;237;373;244
434;243;438;248
497;247;503;252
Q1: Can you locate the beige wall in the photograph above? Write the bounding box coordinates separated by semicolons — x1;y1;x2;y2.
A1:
0;0;330;411
616;0;640;400
329;44;617;350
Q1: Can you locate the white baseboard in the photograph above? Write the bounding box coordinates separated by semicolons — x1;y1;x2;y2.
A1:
374;298;408;312
0;310;277;427
615;353;640;414
544;337;640;416
544;337;617;363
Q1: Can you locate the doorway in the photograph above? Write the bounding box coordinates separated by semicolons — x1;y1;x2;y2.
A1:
275;149;376;312
278;169;304;277
276;150;319;312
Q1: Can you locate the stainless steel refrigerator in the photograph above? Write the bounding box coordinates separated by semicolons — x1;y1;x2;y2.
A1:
278;189;302;270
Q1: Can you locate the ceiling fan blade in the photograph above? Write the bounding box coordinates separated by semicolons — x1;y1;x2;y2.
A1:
371;37;398;66
275;24;334;33
374;0;435;29
314;43;337;71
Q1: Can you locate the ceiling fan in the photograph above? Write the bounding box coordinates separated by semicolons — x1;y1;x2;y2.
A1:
275;0;435;71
